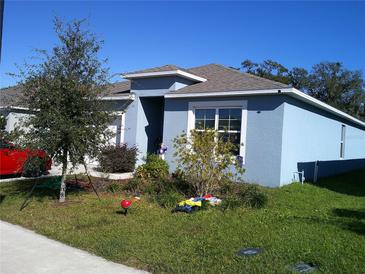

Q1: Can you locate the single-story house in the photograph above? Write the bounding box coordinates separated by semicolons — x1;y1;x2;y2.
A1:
1;64;365;187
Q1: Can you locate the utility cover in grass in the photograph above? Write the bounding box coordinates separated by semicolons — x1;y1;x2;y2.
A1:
292;263;317;273
236;248;263;257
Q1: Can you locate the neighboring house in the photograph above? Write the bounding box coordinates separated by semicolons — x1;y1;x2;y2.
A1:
1;64;365;187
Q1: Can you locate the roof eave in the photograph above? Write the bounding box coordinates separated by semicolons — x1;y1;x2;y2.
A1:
100;94;135;101
0;105;30;111
164;88;365;128
123;70;207;83
286;88;365;128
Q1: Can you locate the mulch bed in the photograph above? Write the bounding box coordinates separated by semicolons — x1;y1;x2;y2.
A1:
65;176;129;192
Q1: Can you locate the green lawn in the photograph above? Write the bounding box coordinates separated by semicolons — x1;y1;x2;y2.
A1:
0;169;364;273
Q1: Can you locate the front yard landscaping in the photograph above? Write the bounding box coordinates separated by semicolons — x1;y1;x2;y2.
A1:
0;169;364;273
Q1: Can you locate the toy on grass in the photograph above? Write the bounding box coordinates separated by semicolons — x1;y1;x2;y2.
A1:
121;199;132;215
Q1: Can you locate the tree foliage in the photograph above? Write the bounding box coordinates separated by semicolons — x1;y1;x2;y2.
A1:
241;59;365;120
173;130;245;196
14;18;112;202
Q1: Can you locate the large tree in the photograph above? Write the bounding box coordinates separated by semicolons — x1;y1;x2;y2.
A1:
241;59;365;120
15;18;112;202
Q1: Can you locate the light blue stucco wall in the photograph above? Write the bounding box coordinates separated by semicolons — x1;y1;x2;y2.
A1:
163;95;286;187
123;76;195;164
130;76;194;95
280;96;365;186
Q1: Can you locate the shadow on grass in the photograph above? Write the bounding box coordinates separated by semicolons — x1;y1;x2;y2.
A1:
311;168;365;197
332;208;365;236
0;174;21;180
0;194;5;204
332;208;365;220
289;208;365;236
115;210;127;215
0;176;88;210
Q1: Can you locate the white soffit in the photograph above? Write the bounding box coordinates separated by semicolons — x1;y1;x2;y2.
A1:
123;70;207;83
165;88;365;128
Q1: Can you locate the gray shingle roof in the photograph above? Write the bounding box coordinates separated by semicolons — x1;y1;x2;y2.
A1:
174;64;289;94
0;86;25;107
101;81;131;97
0;63;290;107
0;81;132;107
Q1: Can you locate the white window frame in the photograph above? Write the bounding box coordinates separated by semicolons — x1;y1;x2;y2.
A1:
340;124;346;159
108;111;126;145
187;100;248;164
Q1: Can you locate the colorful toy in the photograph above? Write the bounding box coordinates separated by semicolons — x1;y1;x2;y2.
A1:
121;199;132;215
173;195;222;213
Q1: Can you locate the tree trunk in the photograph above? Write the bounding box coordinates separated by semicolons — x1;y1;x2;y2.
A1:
59;150;68;203
82;160;100;200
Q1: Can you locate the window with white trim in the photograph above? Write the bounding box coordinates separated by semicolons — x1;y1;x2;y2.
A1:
194;107;242;155
188;100;248;162
340;124;346;159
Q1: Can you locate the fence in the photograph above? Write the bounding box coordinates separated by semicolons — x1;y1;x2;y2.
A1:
297;158;365;182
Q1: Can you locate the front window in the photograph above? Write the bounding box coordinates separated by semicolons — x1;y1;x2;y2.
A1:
195;109;215;130
194;108;242;155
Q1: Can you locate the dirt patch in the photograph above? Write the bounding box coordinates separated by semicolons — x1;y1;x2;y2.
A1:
65;176;130;193
52;200;83;207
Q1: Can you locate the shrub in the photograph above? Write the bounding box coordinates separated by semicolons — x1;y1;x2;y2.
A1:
173;129;245;196
237;184;267;208
106;183;121;194
220;196;242;211
22;157;47;177
135;154;169;181
221;183;268;209
171;170;195;197
155;189;184;208
122;177;148;195
98;144;137;173
127;155;169;196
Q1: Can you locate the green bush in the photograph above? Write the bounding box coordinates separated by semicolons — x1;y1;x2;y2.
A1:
122;178;148;195
106;183;121;194
220;183;267;209
155;190;184;208
124;176;185;208
22;157;47;177
220;196;241;211
135;154;169;181
171;170;195;197
236;184;268;208
98;144;137;173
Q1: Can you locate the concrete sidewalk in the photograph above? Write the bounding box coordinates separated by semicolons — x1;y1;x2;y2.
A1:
0;221;148;274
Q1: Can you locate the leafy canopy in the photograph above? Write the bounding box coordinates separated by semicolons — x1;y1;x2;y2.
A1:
15;18;112;168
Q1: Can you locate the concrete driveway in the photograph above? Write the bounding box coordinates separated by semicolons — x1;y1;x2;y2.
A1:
0;221;148;274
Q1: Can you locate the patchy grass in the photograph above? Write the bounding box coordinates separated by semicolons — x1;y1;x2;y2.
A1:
0;169;364;273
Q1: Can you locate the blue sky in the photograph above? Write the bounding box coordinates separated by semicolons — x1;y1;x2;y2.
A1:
1;1;365;88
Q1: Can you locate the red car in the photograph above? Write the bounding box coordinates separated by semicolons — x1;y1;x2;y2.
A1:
0;140;52;177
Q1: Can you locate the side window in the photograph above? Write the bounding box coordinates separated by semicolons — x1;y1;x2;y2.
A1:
340;124;346;159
